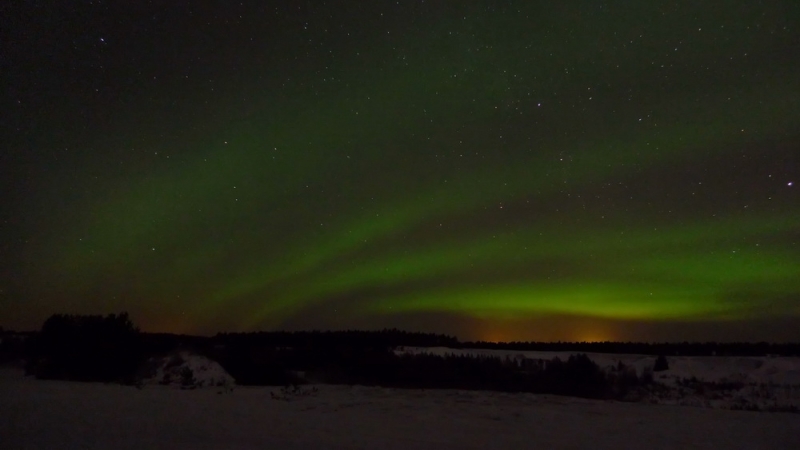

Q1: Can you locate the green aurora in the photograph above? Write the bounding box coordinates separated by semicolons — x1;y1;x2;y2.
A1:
3;2;798;340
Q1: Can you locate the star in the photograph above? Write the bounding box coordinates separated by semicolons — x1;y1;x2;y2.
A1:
3;1;799;341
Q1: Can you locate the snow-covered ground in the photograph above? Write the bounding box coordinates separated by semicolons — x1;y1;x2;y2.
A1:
397;347;800;411
1;367;799;450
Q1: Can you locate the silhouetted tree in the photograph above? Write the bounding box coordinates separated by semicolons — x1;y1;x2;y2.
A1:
28;312;144;383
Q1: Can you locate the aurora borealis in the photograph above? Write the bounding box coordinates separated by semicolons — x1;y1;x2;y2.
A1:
2;2;799;341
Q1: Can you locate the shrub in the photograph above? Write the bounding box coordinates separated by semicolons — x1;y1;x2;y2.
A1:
653;354;669;372
180;367;195;388
640;367;654;384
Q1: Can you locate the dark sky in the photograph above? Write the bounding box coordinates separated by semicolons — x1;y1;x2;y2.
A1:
2;1;798;341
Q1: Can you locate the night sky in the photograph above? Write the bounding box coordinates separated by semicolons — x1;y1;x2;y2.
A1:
2;1;799;341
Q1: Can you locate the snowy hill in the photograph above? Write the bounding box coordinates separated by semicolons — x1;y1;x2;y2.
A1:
137;351;235;390
396;346;800;412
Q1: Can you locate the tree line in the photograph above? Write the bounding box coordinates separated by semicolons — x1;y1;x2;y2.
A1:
4;313;798;401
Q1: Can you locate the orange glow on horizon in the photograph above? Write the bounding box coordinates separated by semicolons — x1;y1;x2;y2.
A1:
471;316;621;343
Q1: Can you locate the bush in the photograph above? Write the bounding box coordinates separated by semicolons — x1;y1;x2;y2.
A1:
180;367;195;388
653;354;669;372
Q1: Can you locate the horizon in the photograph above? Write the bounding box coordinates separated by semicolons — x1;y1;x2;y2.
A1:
4;314;800;345
2;2;798;341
